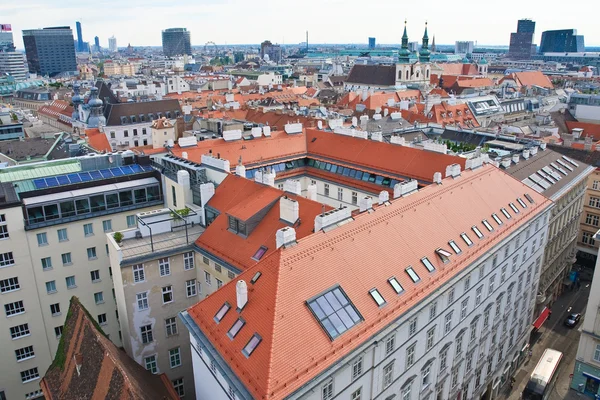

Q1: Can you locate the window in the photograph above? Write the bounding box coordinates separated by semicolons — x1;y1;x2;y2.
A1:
41;257;52;270
517;197;528;208
184;252;194;270
337;187;343;201
50;303;61;316
406;266;420;283
205;271;212;285
216;279;223;288
127;215;136;227
384;334;396;355
509;202;520;214
501;265;507;282
0;277;20;293
383;361;394;387
227;318;245;339
87;247;97;260
421;257;436;271
406;343;416;369
171;186;177;207
214;302;231;323
170;347;182;368
456;334;463;354
444;312;453;334
20;367;39;383
429;302;437;320
166;317;178;336
466;352;474;372
0;214;8;239
464;275;471;292
144;355;157;373
460;232;473;246
94;292;104;304
84;223;94;236
351;387;362;400
352;191;358;205
409;317;417;336
448;288;455;304
492;213;502;225
591;197;600;208
402;385;412;400
472;225;483;239
451;368;459;388
61;252;72;265
422;363;431;388
65;275;76;289
98;313;107;325
460;298;468;320
0;251;15;268
352;356;363;380
388;277;404;294
242;333;262;357
324;184;330;197
489;274;496;294
102;220;112;232
141;324;153;344
90;270;100;282
440;347;448;370
154;258;169;277
15;345;35;361
482;219;494;232
173;378;185;397
594;344;600;362
5;300;25;316
137;292;149;311
369;288;386;306
215;263;222;273
470;321;477;342
228;271;235;280
583;232;596;245
426;327;435;350
186;279;198;297
449;240;461;254
162;286;173;304
57;228;68;242
131;264;145;282
307;286;362;339
501;208;511;219
37;232;48;246
322;379;333;400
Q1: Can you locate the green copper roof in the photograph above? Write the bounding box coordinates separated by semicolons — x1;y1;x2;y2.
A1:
0;159;81;184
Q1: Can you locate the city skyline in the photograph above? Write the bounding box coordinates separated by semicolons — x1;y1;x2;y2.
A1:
2;0;599;51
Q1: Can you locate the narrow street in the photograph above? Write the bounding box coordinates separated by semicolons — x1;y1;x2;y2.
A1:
498;275;592;400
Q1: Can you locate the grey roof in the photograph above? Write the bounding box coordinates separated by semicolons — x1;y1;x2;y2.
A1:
95;80;119;105
0;182;19;209
547;144;600;168
0;137;57;161
345;64;396;86
104;99;182;127
441;129;491;147
502;148;593;199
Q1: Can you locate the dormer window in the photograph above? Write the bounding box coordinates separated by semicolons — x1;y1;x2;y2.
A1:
214;302;231;323
449;240;462;254
471;226;484;239
228;216;247;236
492;213;503;225
460;232;473;247
406;266;420;283
517;198;527;208
509;203;519;214
434;250;451;264
500;208;511;219
369;288;386;307
388;277;404;294
131;115;137;123
482;219;494;232
242;333;262;357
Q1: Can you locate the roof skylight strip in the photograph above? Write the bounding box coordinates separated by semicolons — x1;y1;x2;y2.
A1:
406;266;421;283
369;288;387;307
524;193;535;204
509;203;520;214
449;240;462;254
492;213;503;225
562;156;579;167
500;208;511;219
214;302;231;323
422;256;437;270
556;159;573;172
460;232;474;246
388;277;404;294
471;225;484;239
516;198;527;208
482;219;494;232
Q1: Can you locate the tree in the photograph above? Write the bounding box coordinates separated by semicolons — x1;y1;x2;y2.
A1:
234;52;244;63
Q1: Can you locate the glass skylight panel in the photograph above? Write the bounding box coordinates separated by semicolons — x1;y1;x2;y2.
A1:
550;162;568;176
562;156;579;167
471;226;484;239
214;302;231;323
251;246;268;261
242;333;262;357
307;286;362;340
482;219;494;232
227;318;245;339
460;232;474;246
556;159;573;172
516;198;527;209
500;208;511;219
406;266;421;283
509;203;519;214
250;271;262;284
388;277;404;294
369;289;386;307
449;240;462;254
524;193;535;204
492;213;503;225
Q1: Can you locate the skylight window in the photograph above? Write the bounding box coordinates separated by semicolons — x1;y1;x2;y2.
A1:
509;203;519;214
562;156;579;167
482;219;494;232
406;266;421;283
369;288;386;307
471;226;484;239
242;333;262;357
227;318;245;339
501;208;511;219
517;198;527;208
460;232;474;247
449;240;462;254
214;302;231;323
307;286;363;340
251;246;268;261
433;248;450;263
388;277;404;294
524;193;535;204
492;213;503;225
250;272;262;284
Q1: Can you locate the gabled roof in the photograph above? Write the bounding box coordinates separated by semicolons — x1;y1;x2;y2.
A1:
197;174;332;270
41;297;178;400
500;71;554;89
345;64;397;86
104;99;182;126
85;128;112;153
437;63;480;76
565;121;600;141
185;164;551;400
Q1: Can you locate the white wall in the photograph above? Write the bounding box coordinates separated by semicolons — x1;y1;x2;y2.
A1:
190;333;234;400
574;105;600;122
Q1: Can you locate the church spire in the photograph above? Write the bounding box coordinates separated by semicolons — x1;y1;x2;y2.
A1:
431;35;436;53
419;21;431;63
398;19;411;64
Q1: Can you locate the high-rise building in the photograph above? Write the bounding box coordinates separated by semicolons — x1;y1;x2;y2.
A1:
161;28;191;57
368;37;376;49
0;52;27;80
455;41;475;55
260;40;282;63
108;36;117;52
539;29;585;53
94;35;100;52
0;24;15;52
75;21;84;52
509;19;536;60
22;26;77;77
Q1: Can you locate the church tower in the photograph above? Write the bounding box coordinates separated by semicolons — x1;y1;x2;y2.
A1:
398;20;411;64
86;87;106;128
419;22;431;63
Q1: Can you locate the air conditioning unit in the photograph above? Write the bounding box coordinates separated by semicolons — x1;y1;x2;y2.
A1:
135;231;142;239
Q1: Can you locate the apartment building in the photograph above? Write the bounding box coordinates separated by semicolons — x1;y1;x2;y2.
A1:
0;152;163;400
501;144;594;313
180;163;553;400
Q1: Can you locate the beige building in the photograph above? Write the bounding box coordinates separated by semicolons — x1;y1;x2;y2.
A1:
0;153;163;400
577;169;600;264
104;61;137;77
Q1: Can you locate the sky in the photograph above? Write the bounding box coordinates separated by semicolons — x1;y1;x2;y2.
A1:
2;0;598;50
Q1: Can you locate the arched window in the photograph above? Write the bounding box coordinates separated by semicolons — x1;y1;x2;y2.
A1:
426;70;430;79
398;70;403;80
406;70;409;80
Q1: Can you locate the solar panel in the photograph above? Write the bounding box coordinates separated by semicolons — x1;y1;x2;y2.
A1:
110;167;124;176
121;166;134;174
130;165;142;173
57;176;70;185
67;173;82;183
33;179;47;189
29;165;150;191
89;171;103;180
45;177;59;187
79;172;92;182
307;286;362;340
100;169;113;178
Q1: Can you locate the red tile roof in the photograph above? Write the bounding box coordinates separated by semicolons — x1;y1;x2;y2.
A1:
186;164;551;400
437;63;480;76
565;121;600;141
500;71;554;89
85;128;112;153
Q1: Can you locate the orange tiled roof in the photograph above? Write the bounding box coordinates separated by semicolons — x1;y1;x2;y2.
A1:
186;164;551;400
565;121;600;141
500;71;554;89
85;128;112;153
196;174;332;271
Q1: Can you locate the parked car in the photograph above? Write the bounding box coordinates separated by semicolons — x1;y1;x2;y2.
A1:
564;313;581;328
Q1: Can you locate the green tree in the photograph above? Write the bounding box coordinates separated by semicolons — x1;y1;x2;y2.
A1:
234;52;244;63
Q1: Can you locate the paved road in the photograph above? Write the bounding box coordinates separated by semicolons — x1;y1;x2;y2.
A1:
498;279;592;400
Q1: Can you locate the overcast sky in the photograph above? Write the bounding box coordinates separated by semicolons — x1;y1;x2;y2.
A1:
3;0;598;50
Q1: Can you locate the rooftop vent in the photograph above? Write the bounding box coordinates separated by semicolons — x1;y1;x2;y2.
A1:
280;196;299;225
433;172;442;184
445;164;461;178
359;196;373;212
512;154;520;164
378;190;390;205
283;179;301;195
236;280;248;311
276;227;296;249
393;179;418;199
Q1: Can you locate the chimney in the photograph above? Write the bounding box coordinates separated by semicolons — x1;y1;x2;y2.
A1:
393;179;419;198
378;190;389;205
540;142;547;150
359;196;373;212
371;132;383;142
177;170;190;188
433;172;442;184
530;146;538;156
306;184;317;201
182;151;188;159
512;154;520;164
501;158;512;169
280;196;299;224
236;163;246;177
236;280;248;310
283;179;301;195
445;164;461;178
276;227;297;249
199;182;215;207
522;150;530;159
